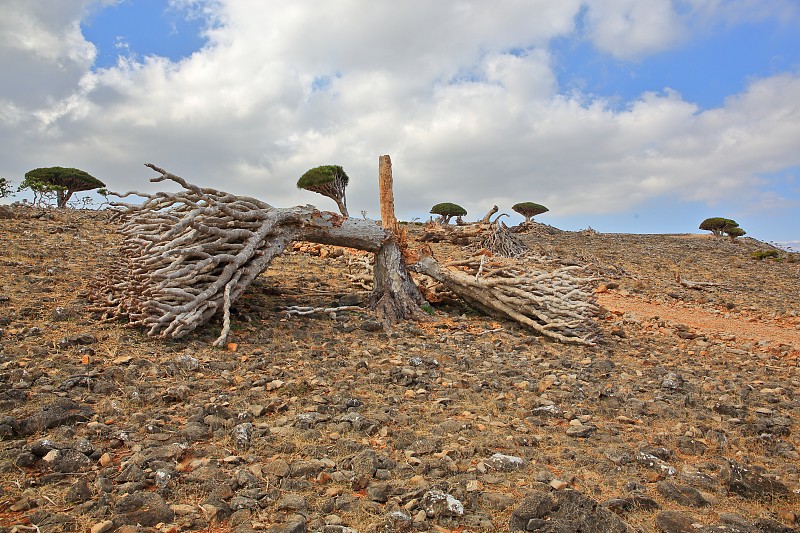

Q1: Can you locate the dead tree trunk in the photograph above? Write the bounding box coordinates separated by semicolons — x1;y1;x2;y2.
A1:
89;164;424;346
480;205;499;224
90;163;598;347
378;155;397;232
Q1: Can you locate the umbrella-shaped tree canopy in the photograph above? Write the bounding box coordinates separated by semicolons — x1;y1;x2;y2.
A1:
512;202;549;223
430;202;466;224
297;165;350;217
22;167;105;208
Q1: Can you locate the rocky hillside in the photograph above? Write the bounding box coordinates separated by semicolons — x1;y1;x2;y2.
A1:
0;207;798;533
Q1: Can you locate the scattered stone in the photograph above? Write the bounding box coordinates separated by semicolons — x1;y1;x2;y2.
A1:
486;452;526;472
725;461;790;500
385;510;413;532
635;451;677;476
275;493;308;512
509;490;630;532
656;481;710;507
422;489;464;518
655;510;701;532
351;448;377;490
566;423;597;438
65;478;93;503
232;422;254;450
114;492;174;527
18;398;95;435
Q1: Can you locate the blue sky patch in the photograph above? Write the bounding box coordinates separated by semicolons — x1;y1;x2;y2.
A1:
81;1;209;68
552;18;800;110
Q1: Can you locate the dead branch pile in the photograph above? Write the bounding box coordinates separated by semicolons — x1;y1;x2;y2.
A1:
89;164;320;346
413;255;600;345
479;220;529;257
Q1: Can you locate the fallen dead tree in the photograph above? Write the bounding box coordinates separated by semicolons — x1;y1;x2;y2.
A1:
413;255;600;345
89;163;599;347
89;164;424;346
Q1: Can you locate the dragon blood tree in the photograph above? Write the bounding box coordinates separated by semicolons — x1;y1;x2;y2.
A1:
430;202;466;224
21;167;105;208
699;217;740;238
297;165;350;217
512;202;549;223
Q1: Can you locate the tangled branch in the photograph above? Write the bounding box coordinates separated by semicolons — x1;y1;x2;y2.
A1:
89;165;331;346
413;255;600;345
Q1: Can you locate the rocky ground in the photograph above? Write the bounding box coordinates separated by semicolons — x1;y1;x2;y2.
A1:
0;206;798;533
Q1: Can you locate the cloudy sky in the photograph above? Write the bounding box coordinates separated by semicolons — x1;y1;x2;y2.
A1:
1;1;799;245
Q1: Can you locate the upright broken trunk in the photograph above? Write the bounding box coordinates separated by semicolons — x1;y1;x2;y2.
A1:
378;155;397;232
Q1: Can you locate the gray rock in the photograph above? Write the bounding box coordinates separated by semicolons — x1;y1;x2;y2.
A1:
264;458;291;478
423;489;464;518
65;478;93;503
486;452;526;472
201;497;233;523
635;451;677;476
509;489;630;532
117;462;146;483
385;510;413;532
114;492;174;527
725;461;789;500
360;320;383;332
48;448;93;473
230;496;259;511
566;423;596;438
531;404;564;418
290;458;326;478
129;442;187;467
18;398;95;435
266;516;307;533
174;354;200;371
479;491;515;510
661;372;686;391
232;422;254;450
275;493;308;512
351;448;377;490
366;482;391;502
15;451;38;467
656;481;711;507
753;517;798;532
717;512;755;531
655;510;701;533
179;422;211;441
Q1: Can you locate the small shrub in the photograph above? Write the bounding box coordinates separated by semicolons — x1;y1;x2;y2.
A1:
750;250;780;261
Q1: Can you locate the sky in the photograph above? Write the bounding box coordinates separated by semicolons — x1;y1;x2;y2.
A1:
1;1;799;248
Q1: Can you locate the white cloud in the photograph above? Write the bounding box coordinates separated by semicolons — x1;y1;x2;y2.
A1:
0;0;798;238
583;0;687;60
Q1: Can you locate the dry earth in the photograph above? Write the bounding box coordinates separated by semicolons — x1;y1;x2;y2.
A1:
0;207;799;533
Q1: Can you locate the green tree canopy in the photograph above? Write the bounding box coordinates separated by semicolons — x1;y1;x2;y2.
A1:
20;167;105;208
725;226;746;240
512;202;549;223
297;165;350;217
699;217;739;238
0;177;12;198
430;202;466;224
